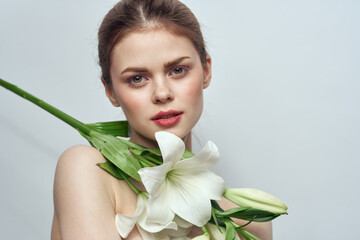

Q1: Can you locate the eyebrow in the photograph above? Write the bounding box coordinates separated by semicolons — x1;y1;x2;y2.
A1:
120;56;191;75
163;56;190;69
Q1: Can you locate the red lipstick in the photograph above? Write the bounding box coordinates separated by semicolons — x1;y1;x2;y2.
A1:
151;110;183;127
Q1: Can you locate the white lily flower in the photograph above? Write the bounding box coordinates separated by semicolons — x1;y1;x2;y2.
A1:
115;192;177;238
206;223;240;240
138;131;225;227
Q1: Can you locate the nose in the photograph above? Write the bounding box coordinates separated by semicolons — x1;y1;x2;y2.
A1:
151;77;174;104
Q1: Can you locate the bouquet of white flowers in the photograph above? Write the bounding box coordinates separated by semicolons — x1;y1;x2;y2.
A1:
0;78;287;240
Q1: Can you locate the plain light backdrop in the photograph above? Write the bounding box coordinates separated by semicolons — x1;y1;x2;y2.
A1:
0;0;359;239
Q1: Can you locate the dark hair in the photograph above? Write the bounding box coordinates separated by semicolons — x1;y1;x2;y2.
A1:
98;0;207;86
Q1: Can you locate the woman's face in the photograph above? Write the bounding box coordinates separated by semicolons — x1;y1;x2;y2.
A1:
104;29;211;148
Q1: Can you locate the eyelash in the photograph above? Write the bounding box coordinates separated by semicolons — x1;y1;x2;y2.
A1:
169;65;190;78
126;65;191;88
127;75;147;88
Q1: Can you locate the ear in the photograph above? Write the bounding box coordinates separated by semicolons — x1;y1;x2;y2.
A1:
202;54;212;89
101;77;121;107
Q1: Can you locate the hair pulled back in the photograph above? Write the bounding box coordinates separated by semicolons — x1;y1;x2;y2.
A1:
98;0;207;86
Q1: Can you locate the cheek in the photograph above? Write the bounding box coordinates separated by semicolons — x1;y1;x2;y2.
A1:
183;78;204;106
117;91;146;115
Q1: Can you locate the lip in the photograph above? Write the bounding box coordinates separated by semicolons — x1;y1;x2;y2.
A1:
151;110;183;127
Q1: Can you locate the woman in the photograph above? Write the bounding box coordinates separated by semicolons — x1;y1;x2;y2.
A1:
51;0;272;239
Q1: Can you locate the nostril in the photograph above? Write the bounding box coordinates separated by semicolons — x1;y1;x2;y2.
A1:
152;87;174;103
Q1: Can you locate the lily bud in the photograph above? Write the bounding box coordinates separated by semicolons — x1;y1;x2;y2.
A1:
223;188;288;214
205;223;240;240
191;234;211;240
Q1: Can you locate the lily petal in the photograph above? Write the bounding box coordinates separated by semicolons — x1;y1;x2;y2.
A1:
138;162;172;196
161;224;191;238
115;214;137;238
137;227;171;240
138;214;178;234
115;193;147;238
191;234;210;240
164;174;212;226
145;189;176;227
176;141;220;174
173;215;193;228
155;131;184;164
176;170;225;200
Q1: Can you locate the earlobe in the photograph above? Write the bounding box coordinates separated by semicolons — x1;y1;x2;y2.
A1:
101;77;121;107
202;54;212;89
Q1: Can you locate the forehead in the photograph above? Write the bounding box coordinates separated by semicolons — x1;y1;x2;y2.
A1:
111;29;200;70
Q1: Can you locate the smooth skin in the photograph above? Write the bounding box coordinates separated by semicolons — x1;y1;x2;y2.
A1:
51;29;272;240
106;29;209;149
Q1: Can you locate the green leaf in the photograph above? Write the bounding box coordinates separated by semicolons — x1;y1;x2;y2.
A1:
127;145;195;167
129;148;163;165
211;206;222;232
86;121;129;137
130;147;161;156
141;148;162;156
236;228;260;240
236;228;252;240
211;200;223;211
130;146;195;166
224;221;236;240
98;160;124;179
129;148;162;159
129;145;194;159
183;149;195;159
215;207;280;222
89;131;142;181
133;153;157;167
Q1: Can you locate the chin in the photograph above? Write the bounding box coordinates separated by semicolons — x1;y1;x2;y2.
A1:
159;128;191;142
130;126;192;148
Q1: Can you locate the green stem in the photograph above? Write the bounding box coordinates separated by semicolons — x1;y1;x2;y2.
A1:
138;157;157;167
129;148;160;167
201;226;210;235
117;169;142;194
237;229;260;240
144;153;163;165
0;78;91;135
212;207;221;229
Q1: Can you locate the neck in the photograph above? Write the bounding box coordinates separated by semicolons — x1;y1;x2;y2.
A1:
183;132;192;151
129;130;192;150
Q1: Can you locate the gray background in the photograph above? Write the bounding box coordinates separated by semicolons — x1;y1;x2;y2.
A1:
1;0;359;239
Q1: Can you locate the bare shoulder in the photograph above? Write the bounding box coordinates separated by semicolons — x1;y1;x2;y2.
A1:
57;144;106;169
54;144;136;211
218;198;273;240
53;145;124;240
54;145;113;202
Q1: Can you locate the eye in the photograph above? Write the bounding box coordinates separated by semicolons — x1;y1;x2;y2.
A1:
131;76;143;83
169;65;190;78
127;75;147;88
172;67;184;75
